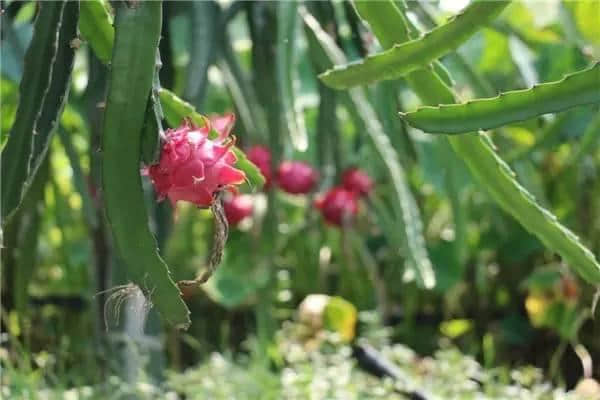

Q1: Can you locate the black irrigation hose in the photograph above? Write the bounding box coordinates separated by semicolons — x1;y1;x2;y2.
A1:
352;343;428;400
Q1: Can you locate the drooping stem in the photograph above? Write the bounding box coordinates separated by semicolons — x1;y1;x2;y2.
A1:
178;190;229;287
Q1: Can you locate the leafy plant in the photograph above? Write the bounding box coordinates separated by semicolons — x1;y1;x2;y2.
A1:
327;0;600;286
2;0;600;396
401;63;600;134
100;1;190;328
1;1;77;222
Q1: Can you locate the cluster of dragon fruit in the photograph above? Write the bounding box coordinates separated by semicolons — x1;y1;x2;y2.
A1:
145;113;374;229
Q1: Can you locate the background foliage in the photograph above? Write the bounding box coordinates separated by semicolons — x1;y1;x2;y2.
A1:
1;0;599;398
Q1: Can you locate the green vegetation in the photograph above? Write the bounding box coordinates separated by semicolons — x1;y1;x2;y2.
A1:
1;1;599;398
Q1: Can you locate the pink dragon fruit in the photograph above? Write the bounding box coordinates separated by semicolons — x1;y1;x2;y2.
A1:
276;161;319;195
341;167;374;197
223;193;254;226
246;145;272;189
315;186;359;227
145;114;246;207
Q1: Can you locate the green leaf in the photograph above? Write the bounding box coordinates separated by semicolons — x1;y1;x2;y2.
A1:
141;67;164;166
352;0;411;45
1;1;66;224
158;88;208;128
353;1;455;105
440;319;473;339
353;0;600;285
323;296;358;343
303;8;435;289
319;1;510;89
277;1;307;151
101;1;190;328
79;0;114;64
232;147;266;189
30;1;79;180
401;64;600;134
407;2;496;98
158;88;266;189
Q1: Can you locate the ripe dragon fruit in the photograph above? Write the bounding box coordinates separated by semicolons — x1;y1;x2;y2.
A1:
315;186;359;226
246;145;272;189
223;193;254;226
145;114;246;207
341;167;374;197
276;161;319;195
